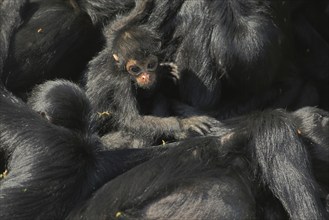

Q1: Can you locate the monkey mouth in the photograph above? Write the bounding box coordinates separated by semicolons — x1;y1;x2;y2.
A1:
139;74;157;90
143;81;158;90
140;81;157;90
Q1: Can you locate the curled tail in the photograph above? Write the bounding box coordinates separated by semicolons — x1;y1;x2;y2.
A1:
108;0;153;33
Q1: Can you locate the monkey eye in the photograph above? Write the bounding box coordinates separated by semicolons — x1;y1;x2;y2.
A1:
129;65;142;75
147;61;158;71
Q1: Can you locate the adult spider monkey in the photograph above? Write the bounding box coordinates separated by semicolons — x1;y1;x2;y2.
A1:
85;0;219;148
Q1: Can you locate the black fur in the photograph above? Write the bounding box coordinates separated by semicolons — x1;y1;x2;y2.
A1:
0;78;254;219
76;0;135;26
81;1;329;218
293;107;329;199
207;108;329;219
67;137;255;220
0;0;27;73
2;78;329;219
28;79;92;133
138;0;324;116
85;0;219;147
2;0;102;100
1;0;329;219
0;80;168;219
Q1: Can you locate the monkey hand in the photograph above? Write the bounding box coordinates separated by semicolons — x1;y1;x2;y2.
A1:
160;62;179;80
177;116;221;139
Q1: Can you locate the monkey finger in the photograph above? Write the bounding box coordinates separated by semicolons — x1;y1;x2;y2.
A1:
198;117;220;128
208;117;222;125
189;125;206;136
195;123;211;134
160;62;179;79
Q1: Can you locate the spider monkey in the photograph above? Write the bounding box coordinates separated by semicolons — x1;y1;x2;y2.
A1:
85;0;219;148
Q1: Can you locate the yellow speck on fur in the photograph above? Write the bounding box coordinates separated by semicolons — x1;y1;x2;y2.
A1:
97;111;111;117
0;169;8;179
115;212;122;218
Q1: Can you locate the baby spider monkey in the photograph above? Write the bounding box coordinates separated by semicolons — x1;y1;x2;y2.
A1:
85;0;219;148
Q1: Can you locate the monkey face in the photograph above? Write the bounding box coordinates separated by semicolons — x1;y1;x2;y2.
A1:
125;55;158;89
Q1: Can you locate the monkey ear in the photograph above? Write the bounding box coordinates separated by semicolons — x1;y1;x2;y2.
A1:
113;54;120;62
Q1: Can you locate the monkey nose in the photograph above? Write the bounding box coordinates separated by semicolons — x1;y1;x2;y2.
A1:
141;73;149;81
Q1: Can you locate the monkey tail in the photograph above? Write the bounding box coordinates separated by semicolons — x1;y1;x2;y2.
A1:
109;0;153;33
0;0;27;76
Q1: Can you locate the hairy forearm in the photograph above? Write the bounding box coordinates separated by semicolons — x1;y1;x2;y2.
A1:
121;115;182;140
